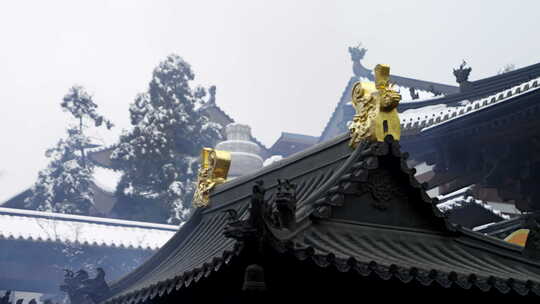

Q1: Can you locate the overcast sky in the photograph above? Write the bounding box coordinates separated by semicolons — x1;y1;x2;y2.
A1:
1;0;539;202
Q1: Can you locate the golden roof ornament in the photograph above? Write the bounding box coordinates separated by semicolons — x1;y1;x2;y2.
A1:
193;148;231;208
348;64;402;148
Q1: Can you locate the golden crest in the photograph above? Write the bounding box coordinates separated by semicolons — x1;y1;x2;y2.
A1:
349;64;401;148
193;148;231;208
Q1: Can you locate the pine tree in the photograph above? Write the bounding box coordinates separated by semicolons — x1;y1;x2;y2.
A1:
111;54;222;224
25;86;113;214
61;85;113;167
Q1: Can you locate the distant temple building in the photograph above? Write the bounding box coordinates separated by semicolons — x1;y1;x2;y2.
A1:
2;165;122;218
0;206;177;298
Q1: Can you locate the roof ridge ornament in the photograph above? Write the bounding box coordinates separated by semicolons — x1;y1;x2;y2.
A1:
60;267;110;304
348;64;402;148
349;44;370;78
193;148;231;208
453;60;472;92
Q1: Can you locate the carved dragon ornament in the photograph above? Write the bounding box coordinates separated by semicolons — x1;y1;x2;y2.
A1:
193;148;231;208
349;64;402;148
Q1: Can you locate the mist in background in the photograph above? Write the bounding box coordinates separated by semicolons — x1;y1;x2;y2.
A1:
1;0;539;201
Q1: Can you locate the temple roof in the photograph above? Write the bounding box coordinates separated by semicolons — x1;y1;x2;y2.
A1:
402;76;540;136
437;186;509;229
2;170;122;216
87;145;120;170
400;62;540;111
400;77;540;142
475;216;530;240
268;132;320;157
102;135;540;303
320;47;540;143
0;207;177;250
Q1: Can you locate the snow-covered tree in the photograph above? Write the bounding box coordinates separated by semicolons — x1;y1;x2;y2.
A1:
61;85;113;167
25;127;94;214
25;86;113;214
111;54;222;224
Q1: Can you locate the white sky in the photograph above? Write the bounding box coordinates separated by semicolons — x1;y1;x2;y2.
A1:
1;0;539;202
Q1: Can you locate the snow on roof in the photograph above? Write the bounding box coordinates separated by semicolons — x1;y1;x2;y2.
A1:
472;222;498;232
482;201;521;215
93;166;122;193
0;207;178;250
401;77;540;132
263;155;283;167
400;103;449;124
436;186;510;220
394;85;436;102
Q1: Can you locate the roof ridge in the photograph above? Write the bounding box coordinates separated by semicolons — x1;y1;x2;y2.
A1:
472;61;540;86
400;76;540;133
421;76;540;133
400;61;540;111
0;206;178;230
437;193;510;221
0;208;177;250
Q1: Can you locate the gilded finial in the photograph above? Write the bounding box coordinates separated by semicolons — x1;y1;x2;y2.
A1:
348;64;401;148
193;148;231;208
